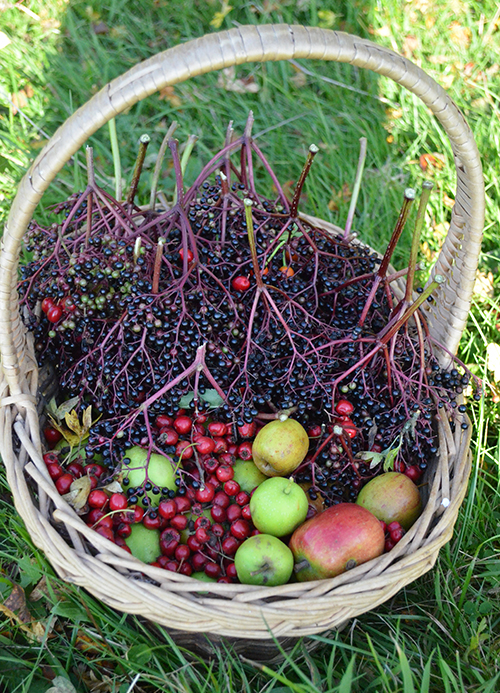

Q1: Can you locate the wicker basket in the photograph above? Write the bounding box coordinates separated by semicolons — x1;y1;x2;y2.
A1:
0;25;484;655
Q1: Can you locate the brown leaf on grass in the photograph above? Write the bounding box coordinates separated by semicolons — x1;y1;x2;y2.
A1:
30;576;55;602
386;107;403;120
420;240;437;263
449;21;472;48
77;668;115;693
159;85;182;107
402;35;419;58
419;153;445;172
328;183;352;211
217;66;259;93
10;89;28;115
290;70;307;88
443;192;455;208
45;677;77;693
0;580;46;642
92;22;109;35
4;583;31;623
474;270;494;301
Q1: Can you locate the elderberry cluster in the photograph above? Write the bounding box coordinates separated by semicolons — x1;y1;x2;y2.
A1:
19;126;474;503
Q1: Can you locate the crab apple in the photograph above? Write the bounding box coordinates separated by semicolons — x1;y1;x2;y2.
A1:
356;472;422;530
234;534;294;586
252;418;309;477
250;477;308;537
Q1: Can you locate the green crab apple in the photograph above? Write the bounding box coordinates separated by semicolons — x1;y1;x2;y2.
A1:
250;477;308;537
252;417;309;477
124;523;161;564
234;534;294;586
356;472;422;530
124;446;177;505
232;458;268;493
290;503;385;582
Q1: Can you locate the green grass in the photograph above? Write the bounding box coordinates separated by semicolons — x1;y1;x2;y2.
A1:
1;0;500;691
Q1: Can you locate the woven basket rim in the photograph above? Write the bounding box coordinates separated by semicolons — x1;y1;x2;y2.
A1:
0;24;482;642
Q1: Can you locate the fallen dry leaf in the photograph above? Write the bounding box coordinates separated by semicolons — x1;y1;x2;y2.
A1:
210;1;232;29
92;22;109;35
419;152;445;172
420;240;437;263
402;35;419;58
217;66;259;94
4;582;31;623
328;183;352;212
0;30;11;50
432;222;449;241
62;475;91;512
443;192;455;208
290;71;307;88
159;85;182;107
474;270;494;300
46;676;77;693
449;21;472;48
487;342;500;382
0;580;47;642
10;89;28;115
386;107;403;119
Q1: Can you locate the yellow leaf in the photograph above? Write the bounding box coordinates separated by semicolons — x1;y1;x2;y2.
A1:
83;405;93;433
62;430;87;447
449;21;471;48
65;410;82;435
317;10;338;29
210;2;232;29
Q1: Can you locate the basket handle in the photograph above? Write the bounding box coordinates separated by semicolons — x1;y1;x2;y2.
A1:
0;25;484;393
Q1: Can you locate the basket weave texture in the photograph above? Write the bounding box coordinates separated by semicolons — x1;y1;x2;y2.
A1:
0;25;484;643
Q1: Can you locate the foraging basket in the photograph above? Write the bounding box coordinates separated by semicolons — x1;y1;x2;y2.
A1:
0;25;484;653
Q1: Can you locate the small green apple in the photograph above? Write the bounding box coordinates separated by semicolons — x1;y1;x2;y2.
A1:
124;523;161;564
124;446;177;505
232;458;268;493
250;477;308;537
252;417;309;476
234;534;294;586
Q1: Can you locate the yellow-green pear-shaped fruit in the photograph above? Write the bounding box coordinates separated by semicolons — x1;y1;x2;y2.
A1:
252;418;309;477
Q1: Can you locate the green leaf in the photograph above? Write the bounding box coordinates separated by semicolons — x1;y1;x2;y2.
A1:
383;438;402;472
179;389;224;409
201;388;224;408
127;643;153;667
356;450;384;469
51;601;90;623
